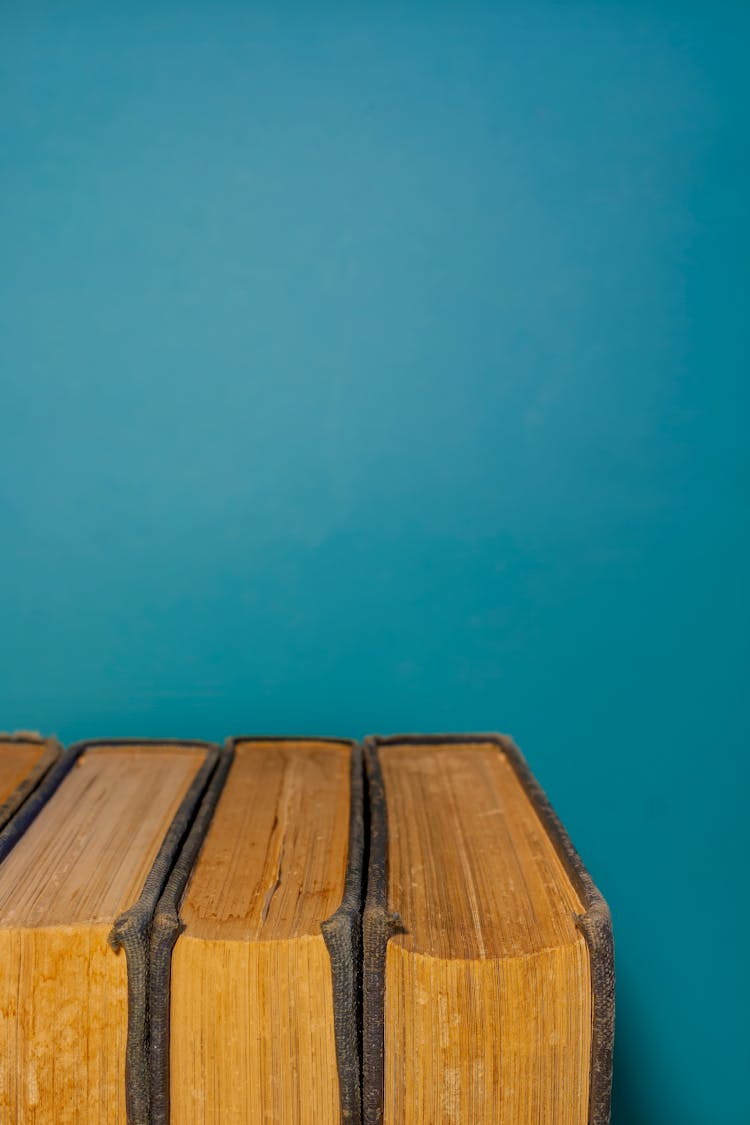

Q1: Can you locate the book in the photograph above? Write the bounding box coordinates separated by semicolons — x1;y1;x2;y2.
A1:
363;734;614;1125
0;732;61;832
0;738;220;1124
149;737;363;1125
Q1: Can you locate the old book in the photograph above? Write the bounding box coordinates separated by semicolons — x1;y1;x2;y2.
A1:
363;734;614;1125
150;737;363;1125
0;732;61;832
0;738;220;1125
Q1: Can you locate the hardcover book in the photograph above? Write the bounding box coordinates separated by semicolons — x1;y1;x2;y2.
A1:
149;736;363;1125
363;734;614;1125
0;738;219;1124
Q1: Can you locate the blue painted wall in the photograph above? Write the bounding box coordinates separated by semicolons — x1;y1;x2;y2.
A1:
1;3;747;1120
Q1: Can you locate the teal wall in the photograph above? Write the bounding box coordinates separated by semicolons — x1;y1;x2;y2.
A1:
1;3;747;1120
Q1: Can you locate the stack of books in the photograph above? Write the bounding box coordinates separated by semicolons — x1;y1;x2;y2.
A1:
0;731;614;1124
